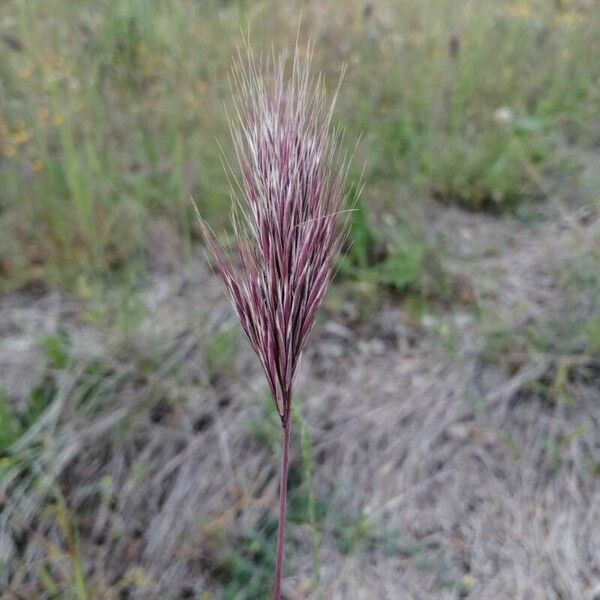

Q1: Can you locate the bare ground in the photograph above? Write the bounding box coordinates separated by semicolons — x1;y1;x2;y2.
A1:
1;201;599;599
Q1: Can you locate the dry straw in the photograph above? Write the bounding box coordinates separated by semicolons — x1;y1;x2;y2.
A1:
198;40;351;599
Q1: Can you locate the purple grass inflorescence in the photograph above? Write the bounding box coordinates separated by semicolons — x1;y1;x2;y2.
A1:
198;41;350;599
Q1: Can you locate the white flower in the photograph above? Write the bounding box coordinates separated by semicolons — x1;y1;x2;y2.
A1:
493;106;514;125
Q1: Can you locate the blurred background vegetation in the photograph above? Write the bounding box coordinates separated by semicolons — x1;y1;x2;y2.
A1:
1;0;599;598
1;0;597;293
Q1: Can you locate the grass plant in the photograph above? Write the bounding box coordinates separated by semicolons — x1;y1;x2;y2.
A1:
198;41;350;598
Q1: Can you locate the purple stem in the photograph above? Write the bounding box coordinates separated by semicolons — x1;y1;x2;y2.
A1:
272;414;292;600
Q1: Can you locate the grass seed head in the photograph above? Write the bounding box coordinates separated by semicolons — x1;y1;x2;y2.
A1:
200;42;350;423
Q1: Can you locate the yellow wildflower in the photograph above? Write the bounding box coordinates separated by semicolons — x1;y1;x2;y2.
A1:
31;157;43;172
13;130;29;145
2;145;16;158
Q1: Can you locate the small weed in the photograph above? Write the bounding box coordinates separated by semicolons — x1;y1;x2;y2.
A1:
339;194;449;300
205;325;240;380
42;330;71;370
587;311;600;357
0;373;59;458
0;388;20;452
41;488;88;600
211;527;276;600
26;374;58;426
333;513;372;554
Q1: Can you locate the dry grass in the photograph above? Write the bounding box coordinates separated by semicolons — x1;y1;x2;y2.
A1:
2;201;599;599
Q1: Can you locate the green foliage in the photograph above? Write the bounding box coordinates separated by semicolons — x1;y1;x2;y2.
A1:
212;527;276;600
480;320;545;364
206;325;240;379
339;194;449;299
26;375;58;426
332;513;407;556
0;0;231;289
333;513;372;554
52;490;89;600
0;376;58;456
0;388;20;452
346;0;599;212
340;195;425;291
343;184;377;271
587;311;600;357
42;331;70;369
423;127;550;210
1;0;597;292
